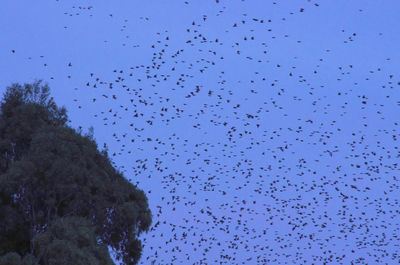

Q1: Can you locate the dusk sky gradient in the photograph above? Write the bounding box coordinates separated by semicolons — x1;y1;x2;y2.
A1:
1;1;400;264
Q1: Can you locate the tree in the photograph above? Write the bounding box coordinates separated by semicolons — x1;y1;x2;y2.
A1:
0;81;152;265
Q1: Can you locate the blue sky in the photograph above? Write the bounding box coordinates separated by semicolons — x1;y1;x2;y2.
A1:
1;0;400;264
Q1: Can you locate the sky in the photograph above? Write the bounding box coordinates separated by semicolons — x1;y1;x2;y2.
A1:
1;0;400;264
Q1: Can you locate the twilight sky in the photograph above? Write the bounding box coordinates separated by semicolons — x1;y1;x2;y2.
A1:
1;1;400;264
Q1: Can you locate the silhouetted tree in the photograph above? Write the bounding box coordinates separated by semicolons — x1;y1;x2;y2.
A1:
0;81;152;265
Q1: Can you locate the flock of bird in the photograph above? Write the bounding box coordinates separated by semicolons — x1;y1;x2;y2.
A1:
4;0;400;264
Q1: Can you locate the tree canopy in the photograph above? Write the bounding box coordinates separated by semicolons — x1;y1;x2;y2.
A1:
0;81;152;265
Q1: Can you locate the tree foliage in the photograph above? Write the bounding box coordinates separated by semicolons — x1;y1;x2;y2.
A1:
0;81;152;265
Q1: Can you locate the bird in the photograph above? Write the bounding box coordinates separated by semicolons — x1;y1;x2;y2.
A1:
9;1;399;264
